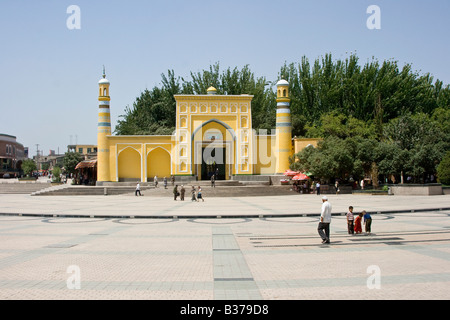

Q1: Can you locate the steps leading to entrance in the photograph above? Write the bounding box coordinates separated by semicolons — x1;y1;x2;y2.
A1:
0;182;52;194
32;185;153;196
30;183;292;197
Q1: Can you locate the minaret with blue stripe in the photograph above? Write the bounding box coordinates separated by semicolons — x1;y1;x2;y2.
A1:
275;79;292;174
97;66;111;182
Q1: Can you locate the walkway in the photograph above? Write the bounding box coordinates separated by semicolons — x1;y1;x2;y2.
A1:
0;193;449;302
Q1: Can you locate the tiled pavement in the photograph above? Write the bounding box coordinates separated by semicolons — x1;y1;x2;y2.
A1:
0;193;449;300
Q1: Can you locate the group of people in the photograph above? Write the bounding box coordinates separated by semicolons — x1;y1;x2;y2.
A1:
135;175;208;202
318;196;373;244
172;185;204;202
346;206;372;234
153;175;170;189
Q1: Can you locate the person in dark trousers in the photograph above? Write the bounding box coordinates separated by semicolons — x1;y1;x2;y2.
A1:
316;181;321;195
346;206;354;235
211;174;215;188
173;185;179;201
363;210;372;234
191;186;197;202
180;185;185;201
318;196;332;244
135;183;142;196
197;186;204;202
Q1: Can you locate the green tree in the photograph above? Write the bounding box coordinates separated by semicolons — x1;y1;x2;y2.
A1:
383;112;449;182
52;166;61;182
63;152;83;175
22;159;36;176
437;151;450;185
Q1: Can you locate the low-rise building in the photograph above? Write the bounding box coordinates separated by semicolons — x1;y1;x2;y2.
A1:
0;133;26;177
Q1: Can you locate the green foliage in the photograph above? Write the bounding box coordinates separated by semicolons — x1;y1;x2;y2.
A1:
437;152;450;185
63;152;83;174
22;159;36;176
52;166;61;182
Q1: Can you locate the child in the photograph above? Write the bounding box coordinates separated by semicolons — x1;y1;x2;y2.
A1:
354;212;363;234
364;210;372;234
346;206;354;235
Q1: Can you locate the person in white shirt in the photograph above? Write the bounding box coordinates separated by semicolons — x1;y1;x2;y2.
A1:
346;206;354;235
135;183;142;196
318;196;332;244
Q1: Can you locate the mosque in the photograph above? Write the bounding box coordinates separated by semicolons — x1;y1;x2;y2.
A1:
95;70;318;184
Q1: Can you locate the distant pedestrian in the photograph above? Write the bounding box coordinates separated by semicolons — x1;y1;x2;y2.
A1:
354;212;363;234
173;185;179;201
335;180;340;195
180;185;185;201
318;196;332;244
191;186;197;202
197;186;204;202
363;210;372;234
163;177;167;189
316;181;321;195
171;175;175;186
211;174;215;188
346;206;354;235
360;179;364;190
154;175;158;188
135;183;142;196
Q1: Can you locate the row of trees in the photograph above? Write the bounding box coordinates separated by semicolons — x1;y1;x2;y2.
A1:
290;109;450;186
114;53;450;185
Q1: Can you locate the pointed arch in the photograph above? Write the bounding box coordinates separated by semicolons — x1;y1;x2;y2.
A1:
191;119;236;141
118;146;141;181
147;146;171;179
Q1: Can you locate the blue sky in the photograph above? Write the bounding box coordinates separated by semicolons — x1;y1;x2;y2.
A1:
1;0;449;157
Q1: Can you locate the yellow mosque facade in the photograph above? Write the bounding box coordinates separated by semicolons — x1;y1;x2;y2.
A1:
96;70;318;184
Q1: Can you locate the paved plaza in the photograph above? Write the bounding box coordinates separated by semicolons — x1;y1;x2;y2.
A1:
0;193;449;301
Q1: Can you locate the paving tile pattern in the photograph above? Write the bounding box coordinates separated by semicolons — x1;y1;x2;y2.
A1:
0;194;449;300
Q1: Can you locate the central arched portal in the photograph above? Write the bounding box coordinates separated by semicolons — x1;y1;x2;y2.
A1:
192;119;235;180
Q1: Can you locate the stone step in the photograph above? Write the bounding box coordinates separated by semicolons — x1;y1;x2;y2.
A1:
32;185;153;196
0;182;52;194
30;184;294;197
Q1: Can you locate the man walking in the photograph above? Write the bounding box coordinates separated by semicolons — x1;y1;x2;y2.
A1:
173;185;179;201
318;196;332;244
135;182;142;196
180;185;185;201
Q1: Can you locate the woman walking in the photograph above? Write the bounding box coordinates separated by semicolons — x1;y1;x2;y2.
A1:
197;186;204;202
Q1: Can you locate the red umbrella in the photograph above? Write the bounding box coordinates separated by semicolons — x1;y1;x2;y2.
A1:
284;169;299;177
292;173;310;180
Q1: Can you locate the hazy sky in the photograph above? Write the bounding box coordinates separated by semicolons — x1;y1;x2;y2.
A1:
1;0;449;157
